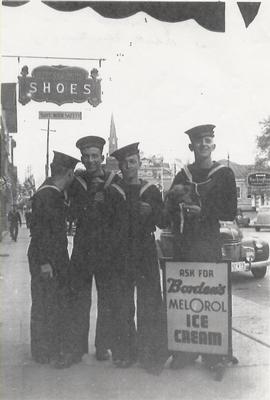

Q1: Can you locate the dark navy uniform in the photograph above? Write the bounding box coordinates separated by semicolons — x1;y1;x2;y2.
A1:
106;179;167;368
68;168;117;359
28;179;70;362
168;162;237;261
166;124;237;369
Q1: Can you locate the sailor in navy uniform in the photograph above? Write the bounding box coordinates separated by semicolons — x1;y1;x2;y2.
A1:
106;143;168;373
68;136;118;362
165;124;237;369
28;151;79;367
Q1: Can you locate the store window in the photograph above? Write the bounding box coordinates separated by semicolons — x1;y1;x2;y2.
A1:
236;186;241;199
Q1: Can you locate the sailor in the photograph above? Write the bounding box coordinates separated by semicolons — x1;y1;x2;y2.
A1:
106;142;168;373
165;124;237;369
68;136;118;362
28;151;79;367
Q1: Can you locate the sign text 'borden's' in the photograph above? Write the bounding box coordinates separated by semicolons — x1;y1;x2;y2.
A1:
165;262;231;355
18;65;101;107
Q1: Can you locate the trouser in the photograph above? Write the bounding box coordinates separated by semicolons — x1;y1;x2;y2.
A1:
68;269;113;358
30;276;70;360
10;224;18;241
110;276;137;362
136;270;168;366
110;267;168;366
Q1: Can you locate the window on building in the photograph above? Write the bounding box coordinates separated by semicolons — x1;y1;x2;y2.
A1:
236;186;241;199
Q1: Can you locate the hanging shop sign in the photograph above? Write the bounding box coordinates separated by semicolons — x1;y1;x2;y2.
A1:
247;172;270;187
18;65;101;107
164;261;232;355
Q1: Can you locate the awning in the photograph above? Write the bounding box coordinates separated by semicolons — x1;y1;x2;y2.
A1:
2;1;262;31
1;1;229;32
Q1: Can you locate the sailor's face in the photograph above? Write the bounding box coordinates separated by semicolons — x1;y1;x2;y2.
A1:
120;154;140;179
191;136;215;159
81;147;104;173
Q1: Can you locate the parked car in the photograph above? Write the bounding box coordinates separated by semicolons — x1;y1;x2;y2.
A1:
157;221;269;279
254;205;270;231
235;208;250;228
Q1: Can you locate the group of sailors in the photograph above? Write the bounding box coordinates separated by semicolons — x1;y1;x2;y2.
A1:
27;124;237;374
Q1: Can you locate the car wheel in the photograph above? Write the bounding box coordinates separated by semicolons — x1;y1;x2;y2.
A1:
255;227;260;232
251;267;267;279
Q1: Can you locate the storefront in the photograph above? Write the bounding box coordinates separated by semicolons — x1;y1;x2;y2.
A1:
247;171;270;210
1;83;18;238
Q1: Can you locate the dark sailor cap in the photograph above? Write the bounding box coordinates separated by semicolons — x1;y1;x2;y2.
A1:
185;124;216;140
76;136;106;152
111;142;140;162
52;151;80;170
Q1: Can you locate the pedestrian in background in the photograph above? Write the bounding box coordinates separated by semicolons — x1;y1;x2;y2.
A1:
25;206;32;229
68;136;118;363
107;142;168;374
28;151;79;368
165;124;237;370
8;205;22;241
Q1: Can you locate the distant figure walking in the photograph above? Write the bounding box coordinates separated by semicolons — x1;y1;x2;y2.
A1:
8;205;22;242
25;208;32;229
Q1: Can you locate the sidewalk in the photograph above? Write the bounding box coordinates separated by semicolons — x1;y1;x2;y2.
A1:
0;227;269;400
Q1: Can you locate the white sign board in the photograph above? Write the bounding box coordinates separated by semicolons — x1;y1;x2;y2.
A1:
165;261;231;355
38;111;82;120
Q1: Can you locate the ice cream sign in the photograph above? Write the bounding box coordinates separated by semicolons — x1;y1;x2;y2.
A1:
165;262;232;355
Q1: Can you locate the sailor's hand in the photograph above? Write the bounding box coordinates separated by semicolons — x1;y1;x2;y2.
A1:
183;204;201;217
139;201;152;217
40;263;53;279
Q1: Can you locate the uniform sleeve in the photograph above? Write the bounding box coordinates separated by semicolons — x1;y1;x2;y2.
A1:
30;192;60;266
103;186;127;255
67;178;83;221
104;185;124;229
143;185;167;229
201;168;237;221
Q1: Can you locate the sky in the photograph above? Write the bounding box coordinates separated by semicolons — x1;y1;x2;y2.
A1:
1;1;270;186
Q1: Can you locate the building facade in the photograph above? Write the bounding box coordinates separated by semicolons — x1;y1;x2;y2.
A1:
219;160;270;210
1;83;18;238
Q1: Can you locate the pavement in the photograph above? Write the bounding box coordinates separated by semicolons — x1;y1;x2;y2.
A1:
0;226;270;400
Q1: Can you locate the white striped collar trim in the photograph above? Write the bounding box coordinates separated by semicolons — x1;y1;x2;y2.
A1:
36;184;62;194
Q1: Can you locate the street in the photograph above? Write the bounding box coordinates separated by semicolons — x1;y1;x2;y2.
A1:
0;225;270;400
232;228;270;308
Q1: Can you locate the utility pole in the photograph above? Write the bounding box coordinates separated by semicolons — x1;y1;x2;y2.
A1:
160;157;164;200
41;119;56;179
227;152;230;168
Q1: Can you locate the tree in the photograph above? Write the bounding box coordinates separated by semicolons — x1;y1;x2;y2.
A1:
255;117;270;168
17;174;36;208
